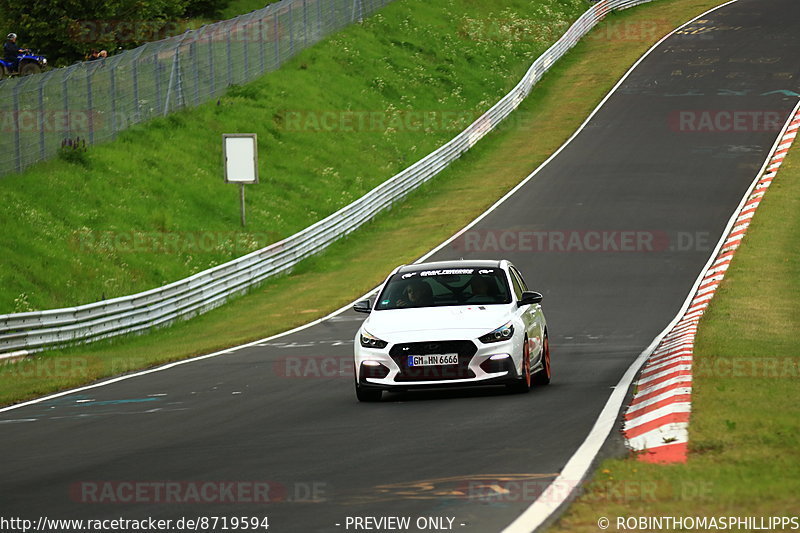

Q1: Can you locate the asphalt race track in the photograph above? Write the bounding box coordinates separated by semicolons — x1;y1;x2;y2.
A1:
2;1;799;531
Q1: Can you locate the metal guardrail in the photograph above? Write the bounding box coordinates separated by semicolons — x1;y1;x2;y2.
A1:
0;0;391;176
0;0;653;356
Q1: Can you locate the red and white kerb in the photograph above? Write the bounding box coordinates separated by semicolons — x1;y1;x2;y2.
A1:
623;105;800;464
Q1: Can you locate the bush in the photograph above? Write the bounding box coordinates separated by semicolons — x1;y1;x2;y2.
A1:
57;137;89;166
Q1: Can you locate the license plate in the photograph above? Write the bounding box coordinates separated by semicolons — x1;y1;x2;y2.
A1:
407;353;459;367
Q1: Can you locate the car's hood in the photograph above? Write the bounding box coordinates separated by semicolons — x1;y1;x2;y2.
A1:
363;305;512;340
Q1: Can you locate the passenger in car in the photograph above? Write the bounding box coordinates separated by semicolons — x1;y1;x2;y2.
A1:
396;280;434;308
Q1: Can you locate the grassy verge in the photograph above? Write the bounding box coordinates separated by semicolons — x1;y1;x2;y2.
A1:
220;0;282;20
0;0;729;406
0;0;586;312
186;1;282;28
550;124;800;527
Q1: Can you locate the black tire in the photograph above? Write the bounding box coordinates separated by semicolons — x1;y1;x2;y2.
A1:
355;383;382;402
0;67;6;80
532;332;551;386
508;335;532;393
19;62;41;76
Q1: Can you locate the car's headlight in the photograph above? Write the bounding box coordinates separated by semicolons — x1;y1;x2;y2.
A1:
478;322;514;344
360;330;388;349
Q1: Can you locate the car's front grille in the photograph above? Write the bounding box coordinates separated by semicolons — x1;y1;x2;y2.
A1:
389;340;477;382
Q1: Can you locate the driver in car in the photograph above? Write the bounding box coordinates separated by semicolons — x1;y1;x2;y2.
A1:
467;275;496;302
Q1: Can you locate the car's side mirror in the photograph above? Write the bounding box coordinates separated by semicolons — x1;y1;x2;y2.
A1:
518;291;543;307
353;299;372;313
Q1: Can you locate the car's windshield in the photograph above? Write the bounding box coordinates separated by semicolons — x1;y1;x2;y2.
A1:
374;267;511;310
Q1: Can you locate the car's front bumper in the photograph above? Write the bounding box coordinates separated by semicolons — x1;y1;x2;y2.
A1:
355;337;522;390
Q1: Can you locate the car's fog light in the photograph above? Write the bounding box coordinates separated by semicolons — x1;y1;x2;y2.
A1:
480;353;513;374
361;361;389;379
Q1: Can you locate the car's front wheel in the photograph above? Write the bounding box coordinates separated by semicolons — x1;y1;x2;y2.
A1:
508;335;532;393
532;331;551;386
355;382;382;402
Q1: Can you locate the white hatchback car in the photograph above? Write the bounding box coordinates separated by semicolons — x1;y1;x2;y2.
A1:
353;260;550;402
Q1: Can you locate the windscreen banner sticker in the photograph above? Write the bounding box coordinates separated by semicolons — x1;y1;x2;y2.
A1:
419;269;474;276
401;272;417;279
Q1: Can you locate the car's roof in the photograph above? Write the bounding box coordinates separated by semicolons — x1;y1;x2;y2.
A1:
396;260;504;274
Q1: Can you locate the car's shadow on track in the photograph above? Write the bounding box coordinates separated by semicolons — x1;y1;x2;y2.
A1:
379;384;556;403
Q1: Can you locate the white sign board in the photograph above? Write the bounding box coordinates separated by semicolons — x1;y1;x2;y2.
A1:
223;134;259;183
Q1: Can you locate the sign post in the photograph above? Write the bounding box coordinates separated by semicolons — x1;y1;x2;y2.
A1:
223;133;259;227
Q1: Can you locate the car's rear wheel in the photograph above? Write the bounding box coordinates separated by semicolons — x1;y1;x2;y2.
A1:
508;335;531;393
532;331;551;386
355;383;382;402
